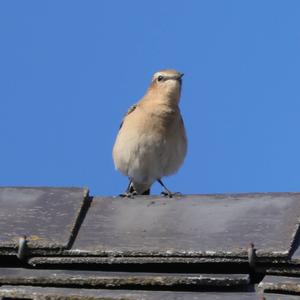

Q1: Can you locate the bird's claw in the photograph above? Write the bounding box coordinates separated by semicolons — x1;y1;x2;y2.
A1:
160;191;182;198
119;191;137;198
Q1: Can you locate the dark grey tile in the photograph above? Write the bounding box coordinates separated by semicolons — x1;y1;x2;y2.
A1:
0;286;264;300
258;275;300;294
0;268;249;290
72;193;300;258
0;187;89;251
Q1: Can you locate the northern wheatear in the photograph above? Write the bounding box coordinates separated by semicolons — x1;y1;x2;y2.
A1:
112;69;187;197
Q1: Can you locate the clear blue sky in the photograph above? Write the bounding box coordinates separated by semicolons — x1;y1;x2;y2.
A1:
1;1;300;196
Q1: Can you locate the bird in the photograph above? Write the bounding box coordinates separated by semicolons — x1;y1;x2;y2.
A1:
112;69;187;197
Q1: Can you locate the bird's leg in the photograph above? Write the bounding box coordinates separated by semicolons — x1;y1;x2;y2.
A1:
157;179;181;198
119;179;137;198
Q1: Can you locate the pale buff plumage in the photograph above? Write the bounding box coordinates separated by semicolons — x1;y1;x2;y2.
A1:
113;69;187;196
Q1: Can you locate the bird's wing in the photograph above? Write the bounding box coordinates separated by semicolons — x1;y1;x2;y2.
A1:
119;104;137;130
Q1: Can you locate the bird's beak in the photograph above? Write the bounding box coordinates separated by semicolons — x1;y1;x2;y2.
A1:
176;73;184;83
176;73;184;82
165;73;184;81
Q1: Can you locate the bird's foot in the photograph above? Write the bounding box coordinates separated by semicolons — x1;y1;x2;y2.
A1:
119;191;137;198
119;179;137;198
157;179;181;198
161;191;182;198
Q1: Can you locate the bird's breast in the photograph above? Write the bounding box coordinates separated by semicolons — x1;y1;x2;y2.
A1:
113;105;187;183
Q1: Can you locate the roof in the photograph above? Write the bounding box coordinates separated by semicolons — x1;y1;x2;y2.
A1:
0;187;300;299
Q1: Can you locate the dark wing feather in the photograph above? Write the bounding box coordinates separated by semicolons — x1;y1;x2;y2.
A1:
119;104;137;130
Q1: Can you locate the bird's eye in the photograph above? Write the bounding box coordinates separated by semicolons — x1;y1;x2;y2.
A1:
157;75;164;82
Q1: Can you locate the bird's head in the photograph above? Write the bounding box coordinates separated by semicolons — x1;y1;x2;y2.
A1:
148;69;184;104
